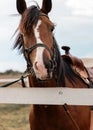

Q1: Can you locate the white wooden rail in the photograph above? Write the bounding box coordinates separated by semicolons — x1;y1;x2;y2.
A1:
0;87;93;105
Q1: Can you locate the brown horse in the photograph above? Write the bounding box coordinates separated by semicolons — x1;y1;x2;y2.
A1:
15;0;91;129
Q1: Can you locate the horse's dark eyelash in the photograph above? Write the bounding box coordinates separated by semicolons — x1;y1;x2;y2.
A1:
51;26;55;32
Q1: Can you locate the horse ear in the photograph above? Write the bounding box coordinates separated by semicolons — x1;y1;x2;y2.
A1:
41;0;52;14
16;0;27;14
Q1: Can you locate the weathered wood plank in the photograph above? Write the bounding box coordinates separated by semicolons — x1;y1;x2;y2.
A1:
0;88;92;105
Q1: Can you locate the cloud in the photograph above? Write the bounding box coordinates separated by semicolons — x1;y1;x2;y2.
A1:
0;1;16;15
66;0;93;16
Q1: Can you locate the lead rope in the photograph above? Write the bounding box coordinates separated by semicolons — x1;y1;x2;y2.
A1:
20;75;27;87
0;73;30;88
63;104;80;130
58;64;79;129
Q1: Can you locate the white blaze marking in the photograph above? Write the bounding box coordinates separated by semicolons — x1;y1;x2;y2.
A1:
33;20;47;79
34;20;42;43
34;20;44;62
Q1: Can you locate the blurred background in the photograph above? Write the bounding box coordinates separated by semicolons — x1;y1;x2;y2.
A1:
0;0;93;72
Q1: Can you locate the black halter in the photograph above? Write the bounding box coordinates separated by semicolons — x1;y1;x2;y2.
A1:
24;43;57;74
25;43;52;57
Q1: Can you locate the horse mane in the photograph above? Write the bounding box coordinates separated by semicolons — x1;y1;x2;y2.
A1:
53;39;84;86
13;5;41;52
62;59;77;84
52;37;65;86
13;33;23;52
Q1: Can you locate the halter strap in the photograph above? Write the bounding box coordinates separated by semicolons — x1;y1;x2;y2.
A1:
40;12;49;19
24;43;57;73
24;43;53;58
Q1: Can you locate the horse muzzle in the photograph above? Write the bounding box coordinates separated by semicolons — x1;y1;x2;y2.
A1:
33;61;53;80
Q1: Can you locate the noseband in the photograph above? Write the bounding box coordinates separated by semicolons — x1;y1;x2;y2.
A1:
24;43;57;74
25;43;52;57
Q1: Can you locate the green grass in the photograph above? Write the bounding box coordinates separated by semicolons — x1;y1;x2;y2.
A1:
0;104;31;130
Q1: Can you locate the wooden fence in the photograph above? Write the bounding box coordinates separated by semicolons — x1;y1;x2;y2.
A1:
0;87;92;105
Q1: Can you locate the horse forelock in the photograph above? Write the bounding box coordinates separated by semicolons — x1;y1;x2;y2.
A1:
14;5;41;52
20;5;40;33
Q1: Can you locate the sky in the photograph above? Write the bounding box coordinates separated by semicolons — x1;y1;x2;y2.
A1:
0;0;93;72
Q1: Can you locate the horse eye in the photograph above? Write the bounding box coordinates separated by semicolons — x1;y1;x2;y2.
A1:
51;26;54;32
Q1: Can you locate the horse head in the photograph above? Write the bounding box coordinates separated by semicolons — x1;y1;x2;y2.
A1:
16;0;58;80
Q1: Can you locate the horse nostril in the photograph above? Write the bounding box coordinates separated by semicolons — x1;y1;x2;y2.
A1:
45;60;53;69
34;61;46;72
